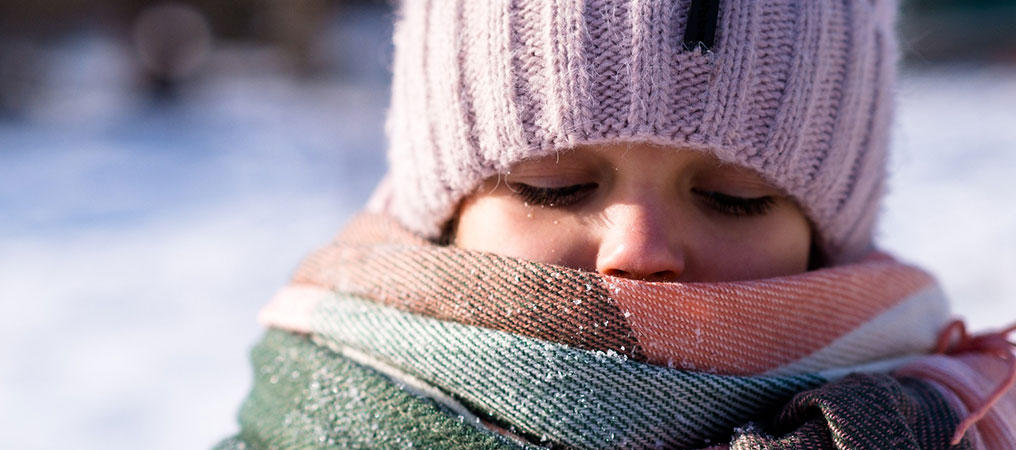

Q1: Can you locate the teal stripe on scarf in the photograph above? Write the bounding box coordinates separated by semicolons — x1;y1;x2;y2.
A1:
309;294;827;449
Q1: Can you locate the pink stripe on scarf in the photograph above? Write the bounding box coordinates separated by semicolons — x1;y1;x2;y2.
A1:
609;256;938;374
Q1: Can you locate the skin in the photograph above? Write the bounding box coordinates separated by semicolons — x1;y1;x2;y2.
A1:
454;142;813;282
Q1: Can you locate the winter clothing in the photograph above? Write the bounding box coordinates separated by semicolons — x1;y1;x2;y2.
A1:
218;1;1016;448
385;0;897;264
216;214;1016;449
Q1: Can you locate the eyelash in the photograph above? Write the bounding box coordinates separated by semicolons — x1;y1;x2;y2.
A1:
691;188;774;217
511;183;598;207
510;184;775;217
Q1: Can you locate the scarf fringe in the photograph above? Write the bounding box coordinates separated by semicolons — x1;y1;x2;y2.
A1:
934;320;1016;445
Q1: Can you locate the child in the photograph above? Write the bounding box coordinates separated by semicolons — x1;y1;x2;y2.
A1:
218;0;1016;448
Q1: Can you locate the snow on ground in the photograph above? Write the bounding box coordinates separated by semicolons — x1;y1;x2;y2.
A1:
0;21;1014;450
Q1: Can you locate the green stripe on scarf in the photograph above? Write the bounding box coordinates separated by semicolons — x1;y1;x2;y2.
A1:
214;329;533;450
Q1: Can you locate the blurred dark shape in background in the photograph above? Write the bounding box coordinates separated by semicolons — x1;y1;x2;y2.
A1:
261;0;331;74
0;38;44;118
132;3;213;100
903;0;1016;65
0;0;386;116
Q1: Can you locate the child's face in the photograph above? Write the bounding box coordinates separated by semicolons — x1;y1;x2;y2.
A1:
454;143;812;282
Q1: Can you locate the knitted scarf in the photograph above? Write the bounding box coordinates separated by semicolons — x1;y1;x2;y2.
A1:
217;214;1016;449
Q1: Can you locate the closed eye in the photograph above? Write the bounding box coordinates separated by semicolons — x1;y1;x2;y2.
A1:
691;188;774;217
510;183;598;207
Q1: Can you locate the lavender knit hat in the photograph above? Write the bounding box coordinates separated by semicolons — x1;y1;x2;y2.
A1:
383;0;898;264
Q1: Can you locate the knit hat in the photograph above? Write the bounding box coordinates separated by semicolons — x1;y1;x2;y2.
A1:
383;0;898;265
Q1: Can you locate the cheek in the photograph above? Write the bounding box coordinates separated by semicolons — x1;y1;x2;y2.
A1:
696;209;811;280
767;207;814;272
455;197;595;268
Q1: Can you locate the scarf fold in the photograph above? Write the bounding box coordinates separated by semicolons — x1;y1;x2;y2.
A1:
219;213;1016;449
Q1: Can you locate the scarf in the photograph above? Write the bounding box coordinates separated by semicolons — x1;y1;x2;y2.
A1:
216;213;1016;449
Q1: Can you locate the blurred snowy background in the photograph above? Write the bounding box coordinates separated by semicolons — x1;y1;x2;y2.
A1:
0;0;1014;449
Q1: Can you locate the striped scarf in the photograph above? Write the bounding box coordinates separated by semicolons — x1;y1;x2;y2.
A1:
217;214;1016;449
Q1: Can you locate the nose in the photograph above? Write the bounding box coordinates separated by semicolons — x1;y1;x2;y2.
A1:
595;203;685;282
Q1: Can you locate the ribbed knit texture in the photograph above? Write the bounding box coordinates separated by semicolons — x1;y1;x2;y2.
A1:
385;0;898;263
